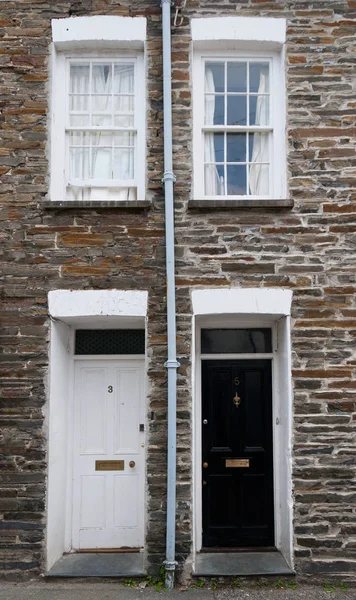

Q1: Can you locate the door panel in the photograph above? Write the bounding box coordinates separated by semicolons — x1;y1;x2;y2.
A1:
202;360;274;548
80;368;107;454
80;475;105;528
72;360;145;550
114;368;140;454
114;475;139;528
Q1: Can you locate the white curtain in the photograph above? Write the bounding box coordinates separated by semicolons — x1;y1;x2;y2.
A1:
69;66;90;190
249;70;269;196
113;64;135;200
204;67;224;196
91;64;111;182
69;63;136;201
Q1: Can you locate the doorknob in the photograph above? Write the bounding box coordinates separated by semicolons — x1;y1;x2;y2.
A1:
129;461;135;468
203;419;208;425
233;392;241;407
203;462;208;469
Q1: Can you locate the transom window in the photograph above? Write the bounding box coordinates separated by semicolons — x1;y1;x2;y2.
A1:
201;328;272;354
193;52;285;201
51;53;145;202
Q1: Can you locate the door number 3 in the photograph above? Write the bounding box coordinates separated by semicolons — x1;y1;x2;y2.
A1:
108;386;113;393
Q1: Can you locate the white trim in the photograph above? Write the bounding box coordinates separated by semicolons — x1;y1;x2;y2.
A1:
191;288;292;317
46;290;149;571
191;16;286;48
52;16;146;50
191;288;293;569
48;290;148;320
192;43;287;201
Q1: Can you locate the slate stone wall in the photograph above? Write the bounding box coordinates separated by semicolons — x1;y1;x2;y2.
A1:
0;0;355;583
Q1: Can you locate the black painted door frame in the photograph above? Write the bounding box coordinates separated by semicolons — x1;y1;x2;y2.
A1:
201;359;274;549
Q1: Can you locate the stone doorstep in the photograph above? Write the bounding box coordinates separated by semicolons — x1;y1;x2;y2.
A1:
194;551;295;577
46;552;146;578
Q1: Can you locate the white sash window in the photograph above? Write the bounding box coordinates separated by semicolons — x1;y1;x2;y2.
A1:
203;59;271;197
192;16;287;202
50;16;146;203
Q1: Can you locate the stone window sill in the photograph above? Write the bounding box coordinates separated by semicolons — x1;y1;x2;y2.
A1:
188;198;294;209
43;201;151;210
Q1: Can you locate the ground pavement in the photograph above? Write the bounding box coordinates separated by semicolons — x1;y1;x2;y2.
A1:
0;582;354;600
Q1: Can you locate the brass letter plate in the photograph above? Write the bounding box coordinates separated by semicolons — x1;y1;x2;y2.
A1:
225;459;250;468
95;460;125;471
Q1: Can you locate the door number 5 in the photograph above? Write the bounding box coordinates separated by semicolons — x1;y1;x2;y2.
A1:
108;386;113;393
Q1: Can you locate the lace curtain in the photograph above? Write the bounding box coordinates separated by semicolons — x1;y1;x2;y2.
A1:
69;63;135;201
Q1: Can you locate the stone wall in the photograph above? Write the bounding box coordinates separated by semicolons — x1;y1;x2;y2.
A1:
1;0;355;583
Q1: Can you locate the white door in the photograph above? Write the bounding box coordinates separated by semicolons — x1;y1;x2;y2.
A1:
72;359;145;550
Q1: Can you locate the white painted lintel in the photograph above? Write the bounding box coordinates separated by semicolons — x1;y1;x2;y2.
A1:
192;288;292;318
191;16;286;48
48;290;148;321
52;16;146;50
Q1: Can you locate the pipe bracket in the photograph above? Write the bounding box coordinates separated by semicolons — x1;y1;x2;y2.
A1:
162;171;177;183
164;359;180;369
163;559;178;571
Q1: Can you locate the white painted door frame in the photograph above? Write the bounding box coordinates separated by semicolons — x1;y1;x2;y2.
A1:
46;289;149;571
191;289;293;569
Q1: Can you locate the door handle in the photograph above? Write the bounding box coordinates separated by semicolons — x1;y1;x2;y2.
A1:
129;461;135;468
203;462;208;469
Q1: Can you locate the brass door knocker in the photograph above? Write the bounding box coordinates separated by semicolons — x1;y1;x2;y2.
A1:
233;392;241;407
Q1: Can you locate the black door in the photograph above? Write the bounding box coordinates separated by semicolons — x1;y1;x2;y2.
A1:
202;360;274;548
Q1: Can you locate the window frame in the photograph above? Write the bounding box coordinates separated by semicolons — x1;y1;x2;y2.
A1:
50;50;145;202
192;49;286;202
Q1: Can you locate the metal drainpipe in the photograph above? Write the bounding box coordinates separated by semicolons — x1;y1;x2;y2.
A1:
161;0;179;591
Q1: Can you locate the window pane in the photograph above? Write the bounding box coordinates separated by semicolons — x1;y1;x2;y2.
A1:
92;64;112;93
201;329;272;354
70;132;90;146
227;62;247;93
205;94;225;125
205;62;224;93
92;115;112;126
114;132;135;147
249;164;269;195
205;133;224;163
70;115;90;127
249;62;269;93
114;115;134;128
227;133;246;163
227;95;246;126
70;148;90;179
92;95;112;112
70;65;89;94
70;95;89;111
227;164;246;195
249;95;269;126
91;132;113;147
114;64;134;94
205;164;224;196
92;147;111;179
249;132;269;163
114;95;134;113
113;149;134;179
